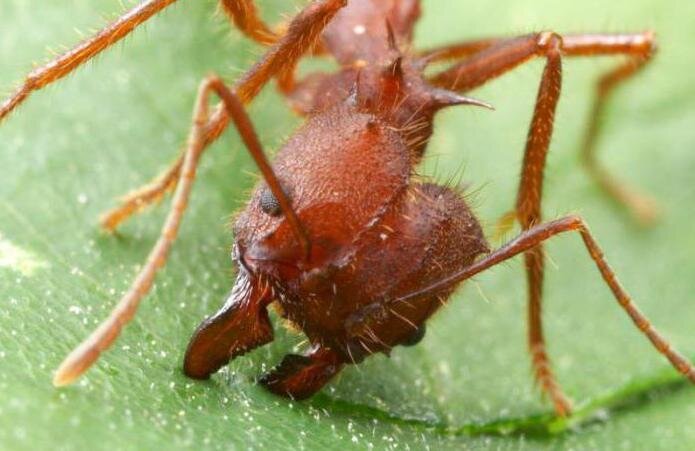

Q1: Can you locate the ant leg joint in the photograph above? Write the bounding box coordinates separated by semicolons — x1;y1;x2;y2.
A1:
536;31;563;53
641;30;658;54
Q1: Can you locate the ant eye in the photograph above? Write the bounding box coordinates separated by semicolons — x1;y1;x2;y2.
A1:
260;188;282;216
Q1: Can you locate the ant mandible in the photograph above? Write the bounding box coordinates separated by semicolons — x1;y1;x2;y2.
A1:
2;0;693;417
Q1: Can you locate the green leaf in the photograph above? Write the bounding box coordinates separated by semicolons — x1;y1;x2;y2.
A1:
2;0;695;449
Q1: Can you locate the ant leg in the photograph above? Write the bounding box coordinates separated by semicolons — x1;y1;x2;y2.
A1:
437;32;571;414
0;0;179;123
51;0;345;382
517;34;569;414
428;31;657;414
577;44;658;225
221;0;330;95
53;75;216;387
219;0;329;54
390;215;695;414
219;0;279;45
54;74;309;386
259;347;344;400
428;32;658;225
99;155;184;232
233;0;346;103
100;0;347;231
418;37;503;63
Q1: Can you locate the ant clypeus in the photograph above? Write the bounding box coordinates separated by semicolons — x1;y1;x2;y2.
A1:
2;0;693;417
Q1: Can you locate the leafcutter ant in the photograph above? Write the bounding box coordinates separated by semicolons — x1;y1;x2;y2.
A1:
2;0;693;417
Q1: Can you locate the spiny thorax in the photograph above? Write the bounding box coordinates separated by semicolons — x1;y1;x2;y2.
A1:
352;54;487;162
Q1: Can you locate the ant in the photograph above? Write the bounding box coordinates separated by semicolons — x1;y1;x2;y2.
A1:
2;0;693;417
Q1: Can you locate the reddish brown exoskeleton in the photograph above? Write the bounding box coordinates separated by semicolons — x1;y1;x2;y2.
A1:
3;0;694;417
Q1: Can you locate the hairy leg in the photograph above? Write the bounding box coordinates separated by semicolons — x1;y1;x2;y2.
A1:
0;0;179;122
54;73;309;386
428;32;657;224
218;0;329;54
219;0;279;45
579;51;658;225
428;31;655;414
100;155;184;232
390;215;695;413
53;74;215;387
418;37;502;63
100;0;347;231
516;33;569;414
